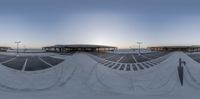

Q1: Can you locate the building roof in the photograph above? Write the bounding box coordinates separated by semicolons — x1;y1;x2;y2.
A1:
43;44;117;48
0;46;11;48
148;45;200;48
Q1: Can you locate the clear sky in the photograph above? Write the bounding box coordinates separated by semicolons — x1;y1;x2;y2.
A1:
0;0;200;49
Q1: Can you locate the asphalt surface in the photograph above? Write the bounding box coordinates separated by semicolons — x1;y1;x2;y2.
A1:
0;55;64;71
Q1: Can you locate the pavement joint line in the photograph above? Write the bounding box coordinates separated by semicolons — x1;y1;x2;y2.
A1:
39;57;53;67
1;57;16;64
22;58;28;71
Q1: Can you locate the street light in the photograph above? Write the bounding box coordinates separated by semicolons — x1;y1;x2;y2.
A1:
23;45;27;53
136;42;142;54
15;41;21;54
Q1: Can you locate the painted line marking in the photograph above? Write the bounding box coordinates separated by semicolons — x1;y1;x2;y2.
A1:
117;56;124;62
22;58;28;71
39;57;53;67
105;54;117;60
140;54;152;60
131;54;138;63
1;57;16;64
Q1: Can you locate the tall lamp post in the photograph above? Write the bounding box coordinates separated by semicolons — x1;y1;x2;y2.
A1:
15;41;21;54
136;42;142;54
23;45;27;53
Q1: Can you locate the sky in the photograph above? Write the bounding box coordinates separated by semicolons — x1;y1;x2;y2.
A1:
0;0;200;49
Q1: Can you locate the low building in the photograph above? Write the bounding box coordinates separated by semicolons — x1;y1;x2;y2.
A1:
42;44;117;53
148;46;200;52
0;46;11;52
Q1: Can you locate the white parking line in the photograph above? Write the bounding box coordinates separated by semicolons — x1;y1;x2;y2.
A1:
141;54;152;60
1;57;16;64
105;54;116;60
39;57;53;67
131;55;138;63
117;56;124;62
22;58;28;71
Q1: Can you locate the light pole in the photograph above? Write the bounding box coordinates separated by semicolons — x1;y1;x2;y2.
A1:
15;41;21;54
136;42;142;54
23;45;27;53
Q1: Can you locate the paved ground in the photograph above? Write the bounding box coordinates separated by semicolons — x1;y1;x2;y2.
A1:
89;52;170;71
25;56;52;71
188;54;200;63
3;57;26;70
40;56;64;66
1;55;64;71
0;56;15;63
91;52;168;63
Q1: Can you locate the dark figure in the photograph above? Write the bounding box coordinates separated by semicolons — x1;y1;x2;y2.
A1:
178;58;186;86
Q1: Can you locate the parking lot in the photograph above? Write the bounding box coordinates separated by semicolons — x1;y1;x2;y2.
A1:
90;52;168;63
188;54;200;63
89;52;170;71
0;55;64;71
